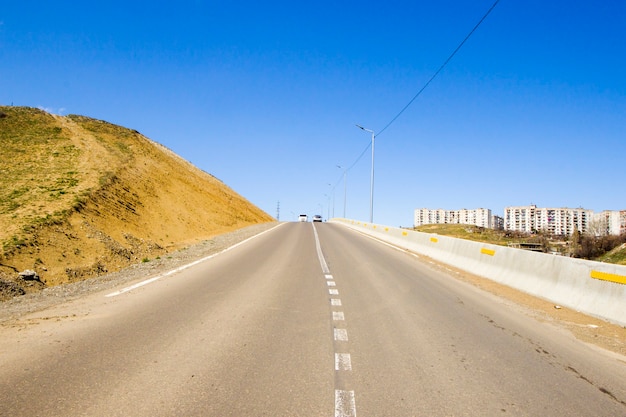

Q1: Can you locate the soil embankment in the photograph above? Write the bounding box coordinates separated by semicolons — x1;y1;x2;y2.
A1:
0;106;274;298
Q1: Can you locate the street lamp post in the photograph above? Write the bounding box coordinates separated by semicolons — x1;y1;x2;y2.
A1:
356;124;375;223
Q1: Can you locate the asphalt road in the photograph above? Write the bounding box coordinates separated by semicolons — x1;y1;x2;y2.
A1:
0;222;624;416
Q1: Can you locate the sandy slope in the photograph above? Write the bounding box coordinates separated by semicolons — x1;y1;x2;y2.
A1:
0;107;274;294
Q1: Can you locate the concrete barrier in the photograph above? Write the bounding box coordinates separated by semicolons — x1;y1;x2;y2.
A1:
331;219;626;326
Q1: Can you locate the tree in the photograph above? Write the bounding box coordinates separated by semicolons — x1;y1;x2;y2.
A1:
585;217;607;237
570;228;581;257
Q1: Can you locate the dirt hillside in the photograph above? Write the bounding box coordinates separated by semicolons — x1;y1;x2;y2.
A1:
0;106;274;298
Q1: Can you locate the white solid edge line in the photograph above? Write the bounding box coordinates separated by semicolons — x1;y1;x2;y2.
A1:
105;222;286;297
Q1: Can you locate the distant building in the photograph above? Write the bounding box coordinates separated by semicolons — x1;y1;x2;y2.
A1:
504;205;537;234
414;208;494;229
415;205;624;236
492;214;504;230
504;205;596;236
593;210;626;236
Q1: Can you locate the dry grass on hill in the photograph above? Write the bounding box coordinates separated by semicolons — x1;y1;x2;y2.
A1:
0;106;274;298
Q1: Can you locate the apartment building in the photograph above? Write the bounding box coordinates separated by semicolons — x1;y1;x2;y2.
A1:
504;205;536;233
415;205;624;236
594;210;626;236
414;208;493;229
504;205;601;236
492;215;505;230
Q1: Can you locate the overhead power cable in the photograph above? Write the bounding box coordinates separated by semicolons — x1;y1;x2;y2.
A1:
329;141;370;193
332;0;500;195
377;0;501;137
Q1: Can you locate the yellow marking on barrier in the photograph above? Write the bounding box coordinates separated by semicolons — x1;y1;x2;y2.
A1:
481;248;496;256
402;231;408;236
590;270;626;285
385;228;389;232
373;225;377;229
430;237;438;243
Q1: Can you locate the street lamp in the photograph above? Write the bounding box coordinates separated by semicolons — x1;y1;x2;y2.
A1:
337;165;347;218
356;124;375;223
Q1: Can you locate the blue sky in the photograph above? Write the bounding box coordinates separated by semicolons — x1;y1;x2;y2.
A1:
2;1;624;226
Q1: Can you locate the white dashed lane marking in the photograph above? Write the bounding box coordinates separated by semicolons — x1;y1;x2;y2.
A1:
313;223;357;417
335;353;353;371
334;328;349;342
333;311;345;321
335;390;357;417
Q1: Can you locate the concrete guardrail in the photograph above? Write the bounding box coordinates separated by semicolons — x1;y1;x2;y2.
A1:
331;218;626;326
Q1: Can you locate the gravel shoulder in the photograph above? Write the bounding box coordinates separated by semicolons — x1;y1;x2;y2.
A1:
0;222;280;325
